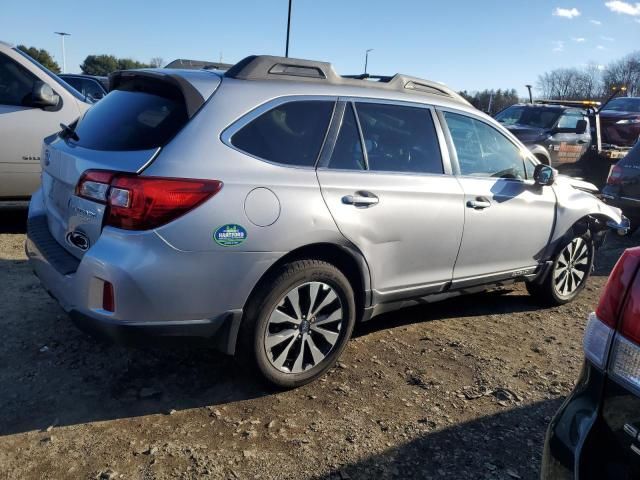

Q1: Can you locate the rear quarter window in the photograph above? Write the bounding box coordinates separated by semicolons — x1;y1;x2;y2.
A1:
231;100;335;167
71;81;188;151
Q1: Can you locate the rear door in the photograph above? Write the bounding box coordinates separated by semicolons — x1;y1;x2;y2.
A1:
440;110;556;286
317;100;464;301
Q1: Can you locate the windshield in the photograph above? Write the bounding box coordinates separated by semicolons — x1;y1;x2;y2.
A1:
495;106;562;129
603;97;640;113
13;47;88;103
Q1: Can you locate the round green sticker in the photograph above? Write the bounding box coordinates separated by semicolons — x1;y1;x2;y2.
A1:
214;224;247;247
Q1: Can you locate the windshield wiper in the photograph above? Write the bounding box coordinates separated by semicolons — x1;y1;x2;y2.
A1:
59;122;79;141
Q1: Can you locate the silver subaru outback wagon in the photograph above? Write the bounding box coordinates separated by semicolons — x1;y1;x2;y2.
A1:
26;55;628;387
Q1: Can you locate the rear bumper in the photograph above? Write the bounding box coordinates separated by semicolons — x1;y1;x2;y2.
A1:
541;362;605;480
24;188;280;354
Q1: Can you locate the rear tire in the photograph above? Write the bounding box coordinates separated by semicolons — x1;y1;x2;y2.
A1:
526;231;594;306
240;259;356;389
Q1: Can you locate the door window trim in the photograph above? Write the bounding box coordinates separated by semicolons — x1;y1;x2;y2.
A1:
436;106;537;183
220;95;338;170
317;96;454;177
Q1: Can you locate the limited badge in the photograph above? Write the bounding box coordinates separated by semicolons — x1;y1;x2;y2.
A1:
214;224;247;247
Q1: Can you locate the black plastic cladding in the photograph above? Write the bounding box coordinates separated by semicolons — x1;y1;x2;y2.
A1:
224;55;472;106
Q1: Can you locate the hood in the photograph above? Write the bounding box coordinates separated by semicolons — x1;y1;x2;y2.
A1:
556;174;599;194
504;124;549;145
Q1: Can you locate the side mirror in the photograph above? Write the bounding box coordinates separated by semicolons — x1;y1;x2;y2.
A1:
30;81;59;108
534;164;556;186
576;119;588;135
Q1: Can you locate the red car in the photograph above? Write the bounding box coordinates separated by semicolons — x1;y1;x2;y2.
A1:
600;97;640;148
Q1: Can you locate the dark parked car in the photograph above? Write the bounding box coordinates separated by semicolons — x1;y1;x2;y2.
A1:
600;97;640;149
59;74;108;101
541;246;640;479
603;141;640;234
495;103;590;167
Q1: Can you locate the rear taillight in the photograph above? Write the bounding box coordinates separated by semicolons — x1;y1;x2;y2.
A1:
595;248;640;328
606;164;624;185
76;170;223;230
585;247;640;391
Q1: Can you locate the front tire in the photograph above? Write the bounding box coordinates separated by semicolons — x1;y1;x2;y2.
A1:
241;260;356;388
527;231;594;306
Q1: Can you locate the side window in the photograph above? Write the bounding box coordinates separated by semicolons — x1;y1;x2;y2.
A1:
0;53;37;106
328;103;365;170
64;77;84;94
444;112;526;180
231;100;334;167
84;79;105;99
355;102;443;174
557;111;584;130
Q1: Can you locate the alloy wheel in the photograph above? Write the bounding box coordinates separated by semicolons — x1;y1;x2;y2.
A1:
264;281;344;374
553;237;590;297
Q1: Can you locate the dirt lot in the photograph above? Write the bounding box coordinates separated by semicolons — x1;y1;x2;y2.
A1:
0;208;638;480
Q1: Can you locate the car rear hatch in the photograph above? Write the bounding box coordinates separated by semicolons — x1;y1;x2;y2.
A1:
40;69;221;260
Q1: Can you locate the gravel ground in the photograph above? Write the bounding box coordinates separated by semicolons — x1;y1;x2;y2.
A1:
0;207;638;480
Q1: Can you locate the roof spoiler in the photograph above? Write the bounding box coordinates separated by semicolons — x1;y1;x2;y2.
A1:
108;70;206;118
225;55;471;106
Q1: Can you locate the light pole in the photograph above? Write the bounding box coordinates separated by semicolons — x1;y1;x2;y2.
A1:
364;49;373;75
525;84;533;103
285;0;292;57
54;32;71;73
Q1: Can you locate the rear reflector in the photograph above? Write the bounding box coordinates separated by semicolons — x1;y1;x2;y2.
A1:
102;281;114;312
584;313;614;369
75;170;223;230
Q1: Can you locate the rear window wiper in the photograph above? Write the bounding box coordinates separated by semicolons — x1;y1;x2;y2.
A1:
59;122;79;141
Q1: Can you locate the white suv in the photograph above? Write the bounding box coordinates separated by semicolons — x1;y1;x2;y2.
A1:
0;40;91;203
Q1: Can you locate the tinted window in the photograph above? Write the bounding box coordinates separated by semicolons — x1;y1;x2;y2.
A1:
355;102;443;174
63;77;83;93
495;106;562;129
84;79;105;98
328;103;365;170
0;53;36;106
72;84;188;151
232;100;334;167
603;97;640;112
557;111;584;129
445;112;526;179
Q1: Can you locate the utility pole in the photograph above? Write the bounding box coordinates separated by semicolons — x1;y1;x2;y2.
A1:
54;32;71;73
525;84;533;103
285;0;292;57
364;49;373;74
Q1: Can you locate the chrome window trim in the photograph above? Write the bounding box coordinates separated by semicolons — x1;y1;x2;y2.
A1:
220;95;339;170
437;106;533;183
317;96;453;177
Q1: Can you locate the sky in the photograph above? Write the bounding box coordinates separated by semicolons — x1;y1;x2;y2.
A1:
2;0;639;97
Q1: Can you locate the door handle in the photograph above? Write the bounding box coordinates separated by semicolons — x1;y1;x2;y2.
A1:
577;139;588;144
466;198;491;209
342;192;379;207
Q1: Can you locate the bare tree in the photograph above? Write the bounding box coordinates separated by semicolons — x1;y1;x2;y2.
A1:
602;51;640;97
150;57;165;68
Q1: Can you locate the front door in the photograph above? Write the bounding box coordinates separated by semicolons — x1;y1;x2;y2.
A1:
440;110;556;286
317;100;465;302
548;110;591;166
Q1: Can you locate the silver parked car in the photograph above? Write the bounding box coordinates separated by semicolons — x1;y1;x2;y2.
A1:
26;55;628;387
0;41;91;202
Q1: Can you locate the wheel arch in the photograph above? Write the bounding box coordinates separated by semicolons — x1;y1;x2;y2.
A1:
528;145;551;165
241;241;371;323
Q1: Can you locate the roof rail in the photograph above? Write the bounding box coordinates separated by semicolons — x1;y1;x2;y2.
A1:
225;55;471;106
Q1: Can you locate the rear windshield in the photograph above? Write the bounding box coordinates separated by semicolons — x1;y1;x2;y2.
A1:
71;81;188;151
